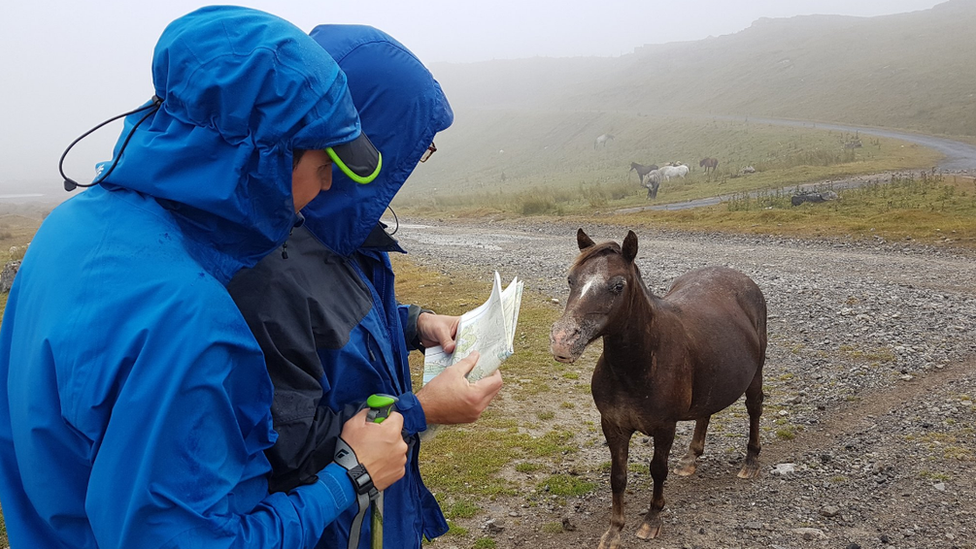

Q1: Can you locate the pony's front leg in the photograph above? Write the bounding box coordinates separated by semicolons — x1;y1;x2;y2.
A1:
598;420;633;549
637;426;676;540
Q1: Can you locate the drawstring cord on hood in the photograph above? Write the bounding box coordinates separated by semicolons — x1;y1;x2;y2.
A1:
59;96;163;192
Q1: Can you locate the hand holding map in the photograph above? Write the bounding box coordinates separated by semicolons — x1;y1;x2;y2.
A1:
423;271;523;385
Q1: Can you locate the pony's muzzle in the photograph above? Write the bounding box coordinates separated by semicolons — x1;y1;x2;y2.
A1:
550;322;584;363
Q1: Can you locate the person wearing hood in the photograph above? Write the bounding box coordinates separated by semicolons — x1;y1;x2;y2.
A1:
0;7;409;549
228;25;503;549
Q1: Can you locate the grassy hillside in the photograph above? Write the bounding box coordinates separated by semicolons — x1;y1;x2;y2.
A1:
432;0;976;137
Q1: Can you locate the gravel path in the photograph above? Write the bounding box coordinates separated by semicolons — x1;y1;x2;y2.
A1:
396;218;976;549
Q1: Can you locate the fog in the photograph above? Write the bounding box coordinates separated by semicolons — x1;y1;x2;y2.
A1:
0;0;944;199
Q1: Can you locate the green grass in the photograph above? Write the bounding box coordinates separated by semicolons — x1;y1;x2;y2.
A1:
442;499;480;519
591;172;976;249
537;474;597;497
541;521;565;534
514;462;542;474
775;426;798;441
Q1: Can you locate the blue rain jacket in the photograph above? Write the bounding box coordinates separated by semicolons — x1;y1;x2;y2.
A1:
228;25;455;549
0;7;371;549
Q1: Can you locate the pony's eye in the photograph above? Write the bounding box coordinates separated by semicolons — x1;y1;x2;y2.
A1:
567;277;574;287
609;281;624;294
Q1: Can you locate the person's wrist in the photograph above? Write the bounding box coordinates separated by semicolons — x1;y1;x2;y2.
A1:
413;308;436;349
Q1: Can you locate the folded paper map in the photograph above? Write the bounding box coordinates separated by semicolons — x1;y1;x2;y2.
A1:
423;271;523;385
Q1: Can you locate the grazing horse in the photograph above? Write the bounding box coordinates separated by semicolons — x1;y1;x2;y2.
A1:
643;169;663;199
629;162;658;185
699;157;719;173
660;164;689;180
595;133;615;149
550;229;767;547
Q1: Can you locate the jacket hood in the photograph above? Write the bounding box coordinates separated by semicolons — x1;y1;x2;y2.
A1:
302;25;454;257
98;6;364;282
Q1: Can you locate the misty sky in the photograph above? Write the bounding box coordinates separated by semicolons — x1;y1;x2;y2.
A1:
0;0;945;195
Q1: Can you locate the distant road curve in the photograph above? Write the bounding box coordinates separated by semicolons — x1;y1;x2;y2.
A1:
742;117;976;171
616;117;976;213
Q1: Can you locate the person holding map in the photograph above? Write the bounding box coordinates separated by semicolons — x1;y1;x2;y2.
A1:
228;25;503;549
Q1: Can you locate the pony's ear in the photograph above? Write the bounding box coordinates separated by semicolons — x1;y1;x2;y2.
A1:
622;231;639;263
577;228;596;250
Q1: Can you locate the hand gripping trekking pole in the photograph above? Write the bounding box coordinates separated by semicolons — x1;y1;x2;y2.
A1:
334;394;399;549
365;394;397;549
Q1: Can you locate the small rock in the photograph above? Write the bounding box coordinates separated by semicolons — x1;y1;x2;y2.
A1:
821;505;841;517
561;517;576;531
846;543;862;549
744;521;763;530
934;482;946;491
793;527;826;540
483;518;504;535
771;463;795;476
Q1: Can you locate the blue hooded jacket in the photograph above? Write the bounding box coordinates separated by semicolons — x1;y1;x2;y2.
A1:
228;25;455;549
0;7;371;549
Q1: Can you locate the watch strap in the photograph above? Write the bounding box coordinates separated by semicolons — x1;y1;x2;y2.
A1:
346;463;375;495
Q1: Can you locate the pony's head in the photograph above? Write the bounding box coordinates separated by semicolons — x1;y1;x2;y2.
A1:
550;228;641;363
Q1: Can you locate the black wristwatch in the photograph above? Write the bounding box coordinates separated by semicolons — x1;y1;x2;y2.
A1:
346;463;375;495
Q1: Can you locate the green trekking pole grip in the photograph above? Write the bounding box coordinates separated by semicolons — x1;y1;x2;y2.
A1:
366;394;397;424
367;394;398;549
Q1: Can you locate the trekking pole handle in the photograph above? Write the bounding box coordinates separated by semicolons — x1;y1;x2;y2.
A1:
366;394;398;423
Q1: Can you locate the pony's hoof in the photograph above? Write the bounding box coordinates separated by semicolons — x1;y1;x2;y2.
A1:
636;521;662;539
673;461;697;476
598;530;621;549
737;464;760;479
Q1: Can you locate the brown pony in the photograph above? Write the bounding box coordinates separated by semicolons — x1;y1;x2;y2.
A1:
550;229;767;547
699;157;719;173
629;162;658;184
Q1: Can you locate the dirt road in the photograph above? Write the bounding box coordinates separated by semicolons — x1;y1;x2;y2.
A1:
397;219;976;549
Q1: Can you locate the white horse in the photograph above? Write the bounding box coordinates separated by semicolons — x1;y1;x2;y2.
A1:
594;134;615;149
660;164;689;180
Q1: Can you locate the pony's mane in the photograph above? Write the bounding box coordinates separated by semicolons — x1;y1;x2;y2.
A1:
572;241;621;269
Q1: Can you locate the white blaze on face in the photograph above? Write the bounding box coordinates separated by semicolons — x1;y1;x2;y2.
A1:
577;257;610;299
